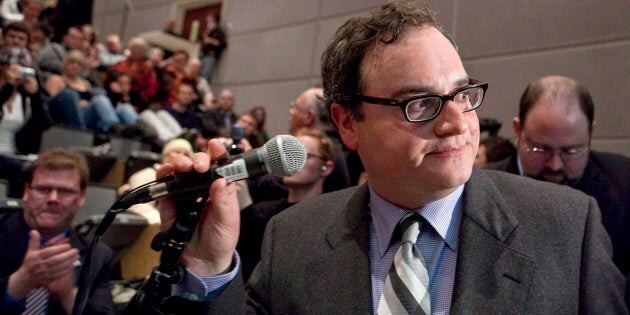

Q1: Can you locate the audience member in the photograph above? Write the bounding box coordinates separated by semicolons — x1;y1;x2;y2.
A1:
104;70;147;113
162;49;190;105
199;88;237;138
474;135;516;168
146;46;165;69
0;48;50;198
148;2;625;313
28;22;54;62
45;49;138;134
1;22;34;68
184;57;212;102
249;105;269;145
110;37;159;104
162;79;200;131
0;0;41;27
2;21;28;48
37;25;84;82
199;12;227;80
237;127;335;281
0;148;116;314
485;75;630;291
98;34;126;68
230;111;261;149
289;87;351;193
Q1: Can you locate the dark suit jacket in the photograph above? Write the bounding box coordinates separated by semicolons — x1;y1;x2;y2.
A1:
0;212;117;315
202;169;626;314
485;151;630;274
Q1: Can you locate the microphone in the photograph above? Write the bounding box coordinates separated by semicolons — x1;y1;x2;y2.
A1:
116;134;306;210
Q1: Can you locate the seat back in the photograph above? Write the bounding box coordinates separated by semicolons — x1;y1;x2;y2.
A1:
108;136;151;160
74;183;119;225
0;179;8;198
40;125;95;152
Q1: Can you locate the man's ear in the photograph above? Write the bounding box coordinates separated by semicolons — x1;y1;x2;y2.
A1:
330;103;358;150
512;116;521;136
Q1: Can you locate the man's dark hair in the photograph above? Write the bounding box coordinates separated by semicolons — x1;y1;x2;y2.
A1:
320;0;452;121
3;21;30;38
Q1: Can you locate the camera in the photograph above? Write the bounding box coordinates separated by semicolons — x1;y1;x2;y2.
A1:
228;125;244;155
17;66;35;78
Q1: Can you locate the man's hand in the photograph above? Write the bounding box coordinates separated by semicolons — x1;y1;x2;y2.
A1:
157;138;240;277
7;230;80;300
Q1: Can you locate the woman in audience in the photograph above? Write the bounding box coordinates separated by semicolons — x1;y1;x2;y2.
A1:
45;49;138;134
249;105;269;145
105;70;148;113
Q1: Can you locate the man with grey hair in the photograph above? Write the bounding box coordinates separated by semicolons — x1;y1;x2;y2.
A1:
289;87;351;192
111;36;159;104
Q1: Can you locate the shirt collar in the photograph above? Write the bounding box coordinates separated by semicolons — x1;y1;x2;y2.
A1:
370;185;464;257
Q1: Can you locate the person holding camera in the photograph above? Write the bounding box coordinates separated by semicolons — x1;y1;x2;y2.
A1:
0;47;51;198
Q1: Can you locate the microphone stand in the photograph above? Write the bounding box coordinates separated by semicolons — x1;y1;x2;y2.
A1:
124;191;209;314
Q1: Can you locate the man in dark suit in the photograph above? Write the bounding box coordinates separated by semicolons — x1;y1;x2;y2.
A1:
144;1;626;313
199;88;238;138
485;75;630;302
0;148;116;314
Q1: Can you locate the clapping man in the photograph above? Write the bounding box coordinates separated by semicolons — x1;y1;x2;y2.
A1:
0;148;116;314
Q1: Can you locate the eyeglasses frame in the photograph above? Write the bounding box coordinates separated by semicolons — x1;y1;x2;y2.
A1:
356;79;488;122
520;137;590;161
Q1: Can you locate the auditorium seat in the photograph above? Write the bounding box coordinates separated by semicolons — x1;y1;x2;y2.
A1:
40;124;95;152
74;183;119;225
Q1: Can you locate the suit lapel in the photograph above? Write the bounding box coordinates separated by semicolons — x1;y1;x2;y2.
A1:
451;170;535;313
303;185;373;314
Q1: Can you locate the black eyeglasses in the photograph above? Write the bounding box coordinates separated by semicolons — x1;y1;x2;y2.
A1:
356;80;488;122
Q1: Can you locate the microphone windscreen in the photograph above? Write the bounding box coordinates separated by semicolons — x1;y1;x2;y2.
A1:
264;135;307;176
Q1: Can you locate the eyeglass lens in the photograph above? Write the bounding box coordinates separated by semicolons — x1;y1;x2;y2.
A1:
406;86;484;121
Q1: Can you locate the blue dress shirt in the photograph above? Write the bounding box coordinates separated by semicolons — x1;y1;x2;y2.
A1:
369;185;463;314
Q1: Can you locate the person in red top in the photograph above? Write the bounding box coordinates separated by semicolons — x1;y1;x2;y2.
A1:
110;37;158;104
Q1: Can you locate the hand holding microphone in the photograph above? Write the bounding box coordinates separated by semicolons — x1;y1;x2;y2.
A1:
155;135;306;276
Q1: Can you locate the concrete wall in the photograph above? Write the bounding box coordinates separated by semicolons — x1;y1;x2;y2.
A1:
93;0;630;156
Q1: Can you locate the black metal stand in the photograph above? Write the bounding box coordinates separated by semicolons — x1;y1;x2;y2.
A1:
124;194;208;314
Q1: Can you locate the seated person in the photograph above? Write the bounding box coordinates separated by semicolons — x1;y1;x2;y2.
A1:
162;79;200;131
484;75;630;303
0;48;50;198
237;128;335;281
474;135;515;168
0;148;116;314
45;50;138;134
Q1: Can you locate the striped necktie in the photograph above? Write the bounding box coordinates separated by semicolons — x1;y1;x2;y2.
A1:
378;212;431;314
23;287;49;315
